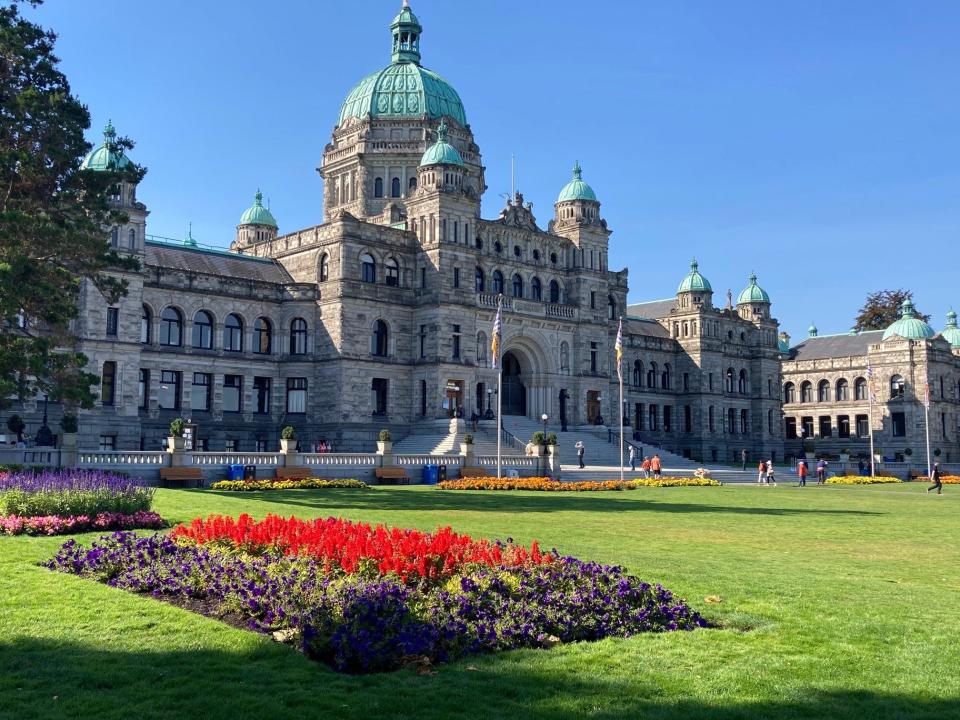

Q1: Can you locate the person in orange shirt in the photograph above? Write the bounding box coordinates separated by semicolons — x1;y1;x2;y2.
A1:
797;458;808;487
650;454;662;479
641;456;651;478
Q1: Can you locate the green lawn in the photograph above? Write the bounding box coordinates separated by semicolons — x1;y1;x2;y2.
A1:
1;484;957;720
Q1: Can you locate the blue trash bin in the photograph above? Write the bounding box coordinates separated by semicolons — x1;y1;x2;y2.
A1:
228;463;244;481
422;464;439;485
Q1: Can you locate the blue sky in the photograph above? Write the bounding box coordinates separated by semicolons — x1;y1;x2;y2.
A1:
30;0;960;339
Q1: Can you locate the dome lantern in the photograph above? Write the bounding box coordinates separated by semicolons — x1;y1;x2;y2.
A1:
881;299;936;341
80;119;133;172
677;258;712;294
940;309;960;348
391;0;422;65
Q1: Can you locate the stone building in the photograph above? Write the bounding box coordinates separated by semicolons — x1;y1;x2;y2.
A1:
9;3;781;460
780;302;960;463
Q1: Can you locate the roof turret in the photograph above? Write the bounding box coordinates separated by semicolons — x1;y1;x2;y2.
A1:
737;273;771;304
939;309;960;348
677;258;712;294
882;299;936;341
808;322;818;337
557;161;597;203
419;121;464;167
80;120;132;172
239;190;278;228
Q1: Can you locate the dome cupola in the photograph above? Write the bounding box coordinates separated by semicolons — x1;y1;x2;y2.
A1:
808;322;818;337
557;161;597;203
419;121;463;167
677;258;712;294
737;273;770;305
234;190;278;250
391;0;422;64
239;190;278;228
80;120;133;172
882;299;936;341
940;310;960;348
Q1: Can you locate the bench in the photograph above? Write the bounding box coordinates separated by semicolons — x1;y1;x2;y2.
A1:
458;466;487;478
159;467;204;488
374;467;410;485
275;467;316;480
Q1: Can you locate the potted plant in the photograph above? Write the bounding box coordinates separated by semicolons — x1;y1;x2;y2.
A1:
60;414;79;449
6;414;25;444
460;432;474;456
839;448;850;462
376;428;392;454
904;447;913;458
168;417;186;452
280;425;296;453
530;431;547;455
934;448;942;458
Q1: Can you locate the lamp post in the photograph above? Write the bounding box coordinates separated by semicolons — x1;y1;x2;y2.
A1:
541;412;549;438
35;395;53;447
486;388;493;419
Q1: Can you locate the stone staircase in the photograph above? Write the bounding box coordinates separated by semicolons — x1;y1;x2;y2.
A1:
391;418;462;455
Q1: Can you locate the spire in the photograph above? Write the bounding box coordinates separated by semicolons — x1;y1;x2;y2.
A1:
103;119;116;144
572;161;582;181
748;272;757;285
254;189;264;207
183;222;197;247
690;257;698;273
391;1;422;64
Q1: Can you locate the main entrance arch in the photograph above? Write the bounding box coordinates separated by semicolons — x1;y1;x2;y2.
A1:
501;351;526;416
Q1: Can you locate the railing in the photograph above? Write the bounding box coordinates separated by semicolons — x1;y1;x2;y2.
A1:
300;453;378;467
546;303;575;319
500;425;526;453
478;293;512;309
476;455;538;468
78;451;166;467
0;448;61;466
190;453;282;466
394;455;463;467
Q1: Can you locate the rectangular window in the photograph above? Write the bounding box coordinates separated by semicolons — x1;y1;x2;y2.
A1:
942;412;947;439
785;417;797;439
420;267;426;289
635;402;644;431
684;405;692;433
708;406;715;432
819;416;832;438
256;439;268;452
801;416;814;438
159;371;181;410
372;378;388;415
663;405;672;432
838;415;850;438
223;375;242;413
191;373;211;411
590;342;598;373
138;369;149;409
106;308;119;337
683;373;689;391
286;377;307;413
855;414;869;438
590;291;596;309
892;411;906;437
708;373;714;391
454;221;459;243
254;376;271;415
419;325;427;359
98;434;116;452
101;361;117;406
225;439;238;452
452;324;461;360
453;267;460;288
649;404;659;431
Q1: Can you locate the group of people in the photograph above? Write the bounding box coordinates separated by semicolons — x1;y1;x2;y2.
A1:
756;459;778;485
628;446;662;478
794;458;830;486
313;440;334;453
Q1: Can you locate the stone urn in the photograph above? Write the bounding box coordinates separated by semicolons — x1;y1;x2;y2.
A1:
167;436;186;452
376;440;392;454
60;432;78;450
280;438;296;453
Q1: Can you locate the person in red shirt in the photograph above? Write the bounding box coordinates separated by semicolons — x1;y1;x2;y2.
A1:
641;456;651;478
797;458;808;487
650;454;662;479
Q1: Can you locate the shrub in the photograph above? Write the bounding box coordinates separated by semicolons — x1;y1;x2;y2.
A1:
169;418;185;437
0;469;154;517
6;415;25;435
630;477;721;488
463;433;474;444
378;429;391;442
210;478;368;492
904;448;913;456
280;425;296;440
59;414;79;434
825;476;901;485
545;433;558;446
530;431;545;446
941;476;960;484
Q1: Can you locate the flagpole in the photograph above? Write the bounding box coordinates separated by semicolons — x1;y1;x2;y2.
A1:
867;365;876;477
619;361;624;482
924;382;932;479
495;295;503;480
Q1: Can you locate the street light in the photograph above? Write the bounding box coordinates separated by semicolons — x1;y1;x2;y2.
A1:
541;412;549;438
486;388;493;418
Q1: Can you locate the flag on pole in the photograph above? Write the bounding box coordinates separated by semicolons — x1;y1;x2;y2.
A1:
924;383;930;409
615;317;623;382
866;365;876;404
490;299;502;369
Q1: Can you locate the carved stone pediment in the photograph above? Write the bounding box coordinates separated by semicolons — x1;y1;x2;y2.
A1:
497;192;539;231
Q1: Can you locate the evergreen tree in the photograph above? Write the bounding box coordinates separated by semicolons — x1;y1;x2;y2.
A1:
0;0;142;408
854;289;929;332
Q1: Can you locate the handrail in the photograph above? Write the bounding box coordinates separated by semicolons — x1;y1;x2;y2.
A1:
499;422;526;453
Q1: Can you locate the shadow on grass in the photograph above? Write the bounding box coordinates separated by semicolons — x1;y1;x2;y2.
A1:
198;487;883;518
0;637;952;720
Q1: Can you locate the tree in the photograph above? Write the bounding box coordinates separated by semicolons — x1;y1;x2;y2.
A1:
854;289;929;332
0;0;142;408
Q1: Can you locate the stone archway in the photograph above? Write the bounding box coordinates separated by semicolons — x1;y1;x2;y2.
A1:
501;351;526;416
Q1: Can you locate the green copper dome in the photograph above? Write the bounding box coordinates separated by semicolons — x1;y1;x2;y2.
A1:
557;161;597;203
337;3;466;127
239;190;278;228
419;121;463;166
737;273;770;304
808;322;818;337
882;299;936;341
677;258;712;294
80;121;132;172
939;310;960;348
183;225;197;248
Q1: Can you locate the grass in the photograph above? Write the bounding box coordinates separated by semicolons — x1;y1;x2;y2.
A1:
1;483;958;719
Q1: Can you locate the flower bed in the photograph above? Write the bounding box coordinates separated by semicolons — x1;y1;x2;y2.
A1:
825;476;902;485
941;475;960;484
47;521;708;673
0;469;153;517
1;511;165;536
630;477;722;488
210;478;368;492
439;477;635;491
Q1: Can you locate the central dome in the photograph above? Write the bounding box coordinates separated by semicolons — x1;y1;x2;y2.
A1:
337;3;466;127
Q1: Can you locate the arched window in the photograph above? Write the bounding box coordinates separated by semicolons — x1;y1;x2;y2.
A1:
391;177;401;198
549;280;560;304
531;277;542;301
738;369;748;394
159;307;182;347
854;377;867;400
141;305;152;344
374;177;384;198
128;228;136;248
800;381;813;403
836;378;849;401
290;318;307;355
725;368;735;393
662;363;672;390
475;267;485;292
385;257;400;287
633;360;642;387
319;254;329;282
476;331;487;365
371;320;389;357
511;273;523;298
648;362;658;389
224;314;244;352
254;317;272;354
784;382;796;404
192;310;213;349
817;379;830;403
890;374;905;399
360;252;376;283
608;295;616;320
408;176;417;190
492;270;504;294
110;227;118;247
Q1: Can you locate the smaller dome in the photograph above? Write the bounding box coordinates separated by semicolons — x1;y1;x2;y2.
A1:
239;190;278;228
557;161;597;203
419;121;463;167
808;322;818;337
882;299;936;341
737;273;770;304
80;120;132;172
677;258;712;294
939;309;960;348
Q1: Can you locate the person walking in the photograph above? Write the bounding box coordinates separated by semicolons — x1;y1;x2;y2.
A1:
641;456;651;478
796;458;808;487
651;454;662;479
927;462;944;495
575;440;585;469
741;448;748;471
816;457;828;485
857;457;866;475
757;459;767;485
628;445;637;472
766;459;777;486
